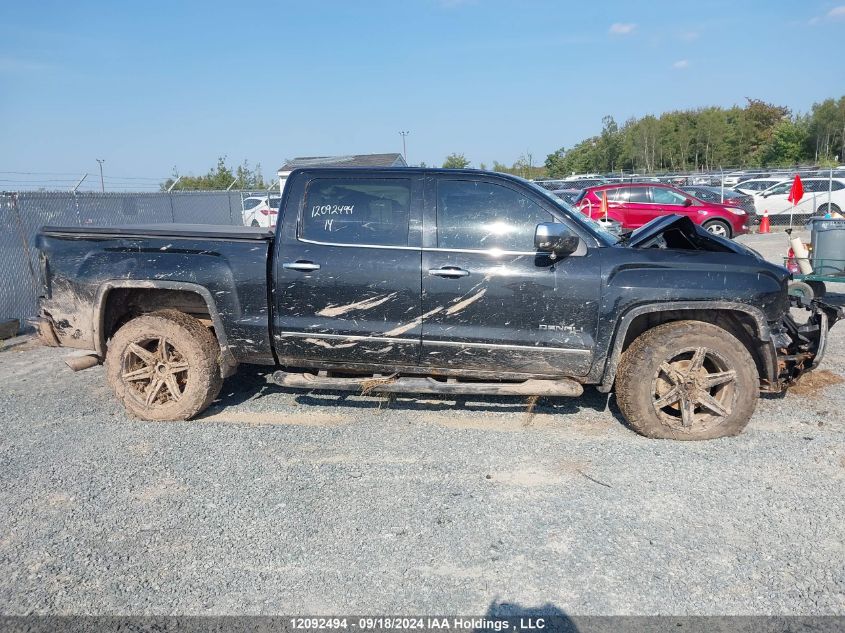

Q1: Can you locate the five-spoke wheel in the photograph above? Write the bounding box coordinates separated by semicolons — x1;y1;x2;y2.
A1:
616;320;759;440
106;310;222;420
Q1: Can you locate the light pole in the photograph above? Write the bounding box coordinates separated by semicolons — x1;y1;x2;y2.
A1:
399;131;409;162
96;159;105;192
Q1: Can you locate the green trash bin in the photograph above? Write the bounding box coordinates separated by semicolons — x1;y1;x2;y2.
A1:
807;217;845;275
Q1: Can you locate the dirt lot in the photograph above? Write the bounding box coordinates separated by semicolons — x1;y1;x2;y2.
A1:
0;232;844;615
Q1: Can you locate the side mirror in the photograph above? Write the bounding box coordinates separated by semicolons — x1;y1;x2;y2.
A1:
535;223;580;257
683;198;693;207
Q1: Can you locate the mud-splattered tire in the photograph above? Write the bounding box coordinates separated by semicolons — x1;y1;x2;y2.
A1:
615;320;758;440
105;310;222;420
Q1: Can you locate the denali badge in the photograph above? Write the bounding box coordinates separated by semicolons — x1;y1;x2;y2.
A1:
539;324;583;333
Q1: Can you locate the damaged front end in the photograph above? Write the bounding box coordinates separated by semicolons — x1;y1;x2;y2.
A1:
770;297;844;388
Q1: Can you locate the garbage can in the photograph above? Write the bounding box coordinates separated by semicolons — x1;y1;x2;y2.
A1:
807;217;845;275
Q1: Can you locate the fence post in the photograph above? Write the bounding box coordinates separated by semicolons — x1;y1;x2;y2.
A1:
73;191;82;226
168;190;176;223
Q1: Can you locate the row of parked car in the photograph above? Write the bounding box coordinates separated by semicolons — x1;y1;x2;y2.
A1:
542;174;845;239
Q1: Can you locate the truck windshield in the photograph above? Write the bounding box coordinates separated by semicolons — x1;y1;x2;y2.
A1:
523;179;620;245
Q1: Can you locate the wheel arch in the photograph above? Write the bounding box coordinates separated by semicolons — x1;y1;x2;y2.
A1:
597;302;777;393
93;281;237;372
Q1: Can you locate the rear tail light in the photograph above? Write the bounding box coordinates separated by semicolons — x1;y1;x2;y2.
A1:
259;208;279;215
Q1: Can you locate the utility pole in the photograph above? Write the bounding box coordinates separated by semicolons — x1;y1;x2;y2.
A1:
96;159;105;192
399;131;409;163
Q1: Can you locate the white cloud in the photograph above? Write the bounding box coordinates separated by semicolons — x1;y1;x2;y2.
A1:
672;59;689;69
809;5;845;24
609;22;637;35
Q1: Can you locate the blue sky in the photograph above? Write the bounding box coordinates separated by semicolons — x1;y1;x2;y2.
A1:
1;0;843;189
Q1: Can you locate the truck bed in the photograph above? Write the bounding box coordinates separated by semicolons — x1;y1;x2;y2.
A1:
36;225;275;366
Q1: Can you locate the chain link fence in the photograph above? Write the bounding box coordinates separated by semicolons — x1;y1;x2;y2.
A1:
0;190;257;334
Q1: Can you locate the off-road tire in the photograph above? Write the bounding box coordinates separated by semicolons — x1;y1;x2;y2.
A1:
615;320;758;440
105;310;223;420
702;219;732;238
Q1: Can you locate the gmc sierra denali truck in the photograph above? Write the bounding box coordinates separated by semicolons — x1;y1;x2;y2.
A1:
35;168;842;440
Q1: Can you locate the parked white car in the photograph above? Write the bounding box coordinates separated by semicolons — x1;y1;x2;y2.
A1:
722;171;750;186
734;177;789;195
752;178;845;216
242;195;281;228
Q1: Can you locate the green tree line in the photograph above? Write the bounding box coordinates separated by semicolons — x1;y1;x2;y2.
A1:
441;152;547;180
161;157;266;191
544;96;845;177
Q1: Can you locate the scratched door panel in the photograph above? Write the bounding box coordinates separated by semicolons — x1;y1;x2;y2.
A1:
420;250;601;376
275;242;422;365
273;173;424;366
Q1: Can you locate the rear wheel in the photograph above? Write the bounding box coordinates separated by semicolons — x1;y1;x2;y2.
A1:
702;219;732;238
105;310;222;420
615;321;759;440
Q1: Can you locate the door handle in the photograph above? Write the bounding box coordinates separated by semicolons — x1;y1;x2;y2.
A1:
283;261;321;272
428;267;470;278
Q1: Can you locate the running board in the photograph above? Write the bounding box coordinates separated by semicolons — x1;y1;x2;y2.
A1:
272;371;583;397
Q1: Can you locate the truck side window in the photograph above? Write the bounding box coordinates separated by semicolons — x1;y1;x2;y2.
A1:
301;178;411;247
437;180;552;252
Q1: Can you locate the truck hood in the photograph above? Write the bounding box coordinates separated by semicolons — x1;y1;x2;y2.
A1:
625;214;749;255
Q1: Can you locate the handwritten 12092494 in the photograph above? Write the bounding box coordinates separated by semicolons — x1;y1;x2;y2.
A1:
312;204;354;232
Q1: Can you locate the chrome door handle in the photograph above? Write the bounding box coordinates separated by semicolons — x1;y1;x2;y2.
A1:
283;261;321;271
428;267;470;278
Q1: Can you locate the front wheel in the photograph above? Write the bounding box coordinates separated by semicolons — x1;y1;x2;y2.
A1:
702;219;732;238
105;310;223;420
615;321;759;440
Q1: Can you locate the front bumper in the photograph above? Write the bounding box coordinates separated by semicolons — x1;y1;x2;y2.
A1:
769;297;844;389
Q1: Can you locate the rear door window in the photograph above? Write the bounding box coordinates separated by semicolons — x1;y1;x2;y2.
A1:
301;179;411;246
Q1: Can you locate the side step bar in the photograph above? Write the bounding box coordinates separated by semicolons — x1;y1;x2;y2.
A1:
272;371;583;397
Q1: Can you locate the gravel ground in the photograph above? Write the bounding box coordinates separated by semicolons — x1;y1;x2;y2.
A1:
1;233;844;616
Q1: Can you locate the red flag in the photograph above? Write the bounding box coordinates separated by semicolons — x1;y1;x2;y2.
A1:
788;174;804;206
599;190;608;219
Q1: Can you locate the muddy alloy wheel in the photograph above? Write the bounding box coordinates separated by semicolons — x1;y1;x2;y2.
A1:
106;310;222;421
615;320;759;440
121;337;190;407
651;347;737;431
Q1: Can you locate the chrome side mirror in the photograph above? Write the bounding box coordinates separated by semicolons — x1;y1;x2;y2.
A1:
534;223;580;257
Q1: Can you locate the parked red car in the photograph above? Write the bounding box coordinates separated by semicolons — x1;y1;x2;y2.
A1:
575;183;749;238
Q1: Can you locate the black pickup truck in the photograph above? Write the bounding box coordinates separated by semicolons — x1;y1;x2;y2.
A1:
35;168;842;440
